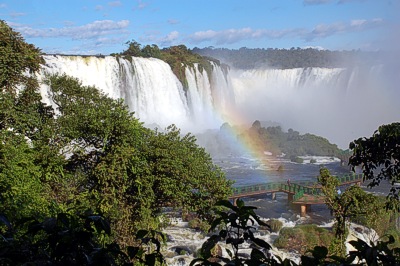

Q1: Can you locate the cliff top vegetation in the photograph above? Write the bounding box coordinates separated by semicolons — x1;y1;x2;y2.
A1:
112;40;226;90
193;46;382;69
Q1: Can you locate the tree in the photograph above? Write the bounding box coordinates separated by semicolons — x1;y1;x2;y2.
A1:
0;131;51;221
0;20;43;93
349;122;400;210
318;168;377;256
0;20;55;221
121;40;142;57
141;44;161;58
43;74;233;245
141;126;233;222
44;73;153;246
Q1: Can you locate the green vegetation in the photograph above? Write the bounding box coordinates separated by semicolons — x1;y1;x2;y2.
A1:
193;46;382;69
0;20;232;264
318;168;400;257
0;212;167;265
274;224;332;254
188;218;211;233
2;21;400;265
265;219;283;233
191;199;400;265
290;155;304;164
349;123;400;209
113;40;223;90
239;120;346;160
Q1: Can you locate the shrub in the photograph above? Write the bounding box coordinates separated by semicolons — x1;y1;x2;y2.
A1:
266;219;283;233
274;224;333;254
290;155;304;163
188;218;210;232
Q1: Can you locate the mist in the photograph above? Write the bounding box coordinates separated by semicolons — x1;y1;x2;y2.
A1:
225;62;400;149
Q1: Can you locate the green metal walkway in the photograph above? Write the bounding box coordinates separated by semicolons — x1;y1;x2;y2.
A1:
230;173;363;204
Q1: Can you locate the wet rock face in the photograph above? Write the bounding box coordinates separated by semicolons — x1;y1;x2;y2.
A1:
166;234;175;242
170;245;193;255
354;227;364;234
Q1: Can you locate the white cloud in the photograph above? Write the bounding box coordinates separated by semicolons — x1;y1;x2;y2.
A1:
187;18;384;46
108;1;122;7
63;20;75;27
306;18;384;40
10;12;26;18
302;45;326;50
136;0;148;10
168;19;179;25
162;31;179;45
140;31;180;46
95;5;104;11
0;4;7;8
189;27;304;45
350;19;367;27
14;20;130;40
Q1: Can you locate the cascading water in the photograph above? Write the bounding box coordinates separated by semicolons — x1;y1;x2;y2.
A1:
39;55;233;132
37;55;398;265
229;66;399;148
39;55;398;148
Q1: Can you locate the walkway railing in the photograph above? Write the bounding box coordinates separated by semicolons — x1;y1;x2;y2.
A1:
232;182;282;195
231;173;363;204
337;173;363;183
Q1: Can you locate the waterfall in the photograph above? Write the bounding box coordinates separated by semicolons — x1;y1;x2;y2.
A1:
39;55;231;132
229;66;399;148
39;55;398;147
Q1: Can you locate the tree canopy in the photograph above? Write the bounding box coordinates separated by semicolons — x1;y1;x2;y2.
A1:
0;21;232;252
317;168;398;257
193;46;381;70
349;122;400;209
113;40;221;90
240;122;344;159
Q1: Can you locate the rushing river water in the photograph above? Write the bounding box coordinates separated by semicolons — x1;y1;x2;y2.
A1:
162;152;392;265
162;155;358;265
216;153;350;222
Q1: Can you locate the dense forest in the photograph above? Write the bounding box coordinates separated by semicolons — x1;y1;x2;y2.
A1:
197;121;346;163
192;46;382;69
243;120;343;160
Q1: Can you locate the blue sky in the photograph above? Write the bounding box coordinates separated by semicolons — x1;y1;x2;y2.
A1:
1;0;398;55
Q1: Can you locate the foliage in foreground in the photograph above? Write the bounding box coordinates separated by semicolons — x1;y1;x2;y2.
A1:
0;20;232;251
0;212;165;266
190;199;400;266
2;200;400;266
274;224;332;254
317;167;400;257
349;122;400;210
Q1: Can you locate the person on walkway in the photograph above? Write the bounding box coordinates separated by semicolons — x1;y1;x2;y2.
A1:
287;179;291;187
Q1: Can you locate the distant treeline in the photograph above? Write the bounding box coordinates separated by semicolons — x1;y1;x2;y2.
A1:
192;47;382;69
238;120;348;161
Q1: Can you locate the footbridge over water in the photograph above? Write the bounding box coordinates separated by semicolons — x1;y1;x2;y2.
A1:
229;173;363;217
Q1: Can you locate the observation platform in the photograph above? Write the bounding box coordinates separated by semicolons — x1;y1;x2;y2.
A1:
229;173;363;217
